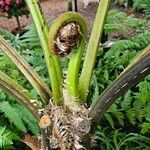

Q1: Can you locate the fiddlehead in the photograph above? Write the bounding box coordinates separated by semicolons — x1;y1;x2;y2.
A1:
48;12;87;56
48;12;87;107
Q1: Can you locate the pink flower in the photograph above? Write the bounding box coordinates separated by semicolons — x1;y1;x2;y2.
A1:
5;0;10;5
16;0;20;4
0;0;4;6
5;5;9;11
0;8;4;13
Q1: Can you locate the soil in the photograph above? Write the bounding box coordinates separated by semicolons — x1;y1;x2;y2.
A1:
0;0;98;36
0;0;145;38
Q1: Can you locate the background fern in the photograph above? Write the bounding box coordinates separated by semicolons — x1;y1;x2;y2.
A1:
0;126;19;149
133;0;150;14
89;10;150;136
0;90;40;135
94;126;150;150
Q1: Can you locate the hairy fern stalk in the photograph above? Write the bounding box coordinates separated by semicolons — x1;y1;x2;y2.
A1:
0;0;150;150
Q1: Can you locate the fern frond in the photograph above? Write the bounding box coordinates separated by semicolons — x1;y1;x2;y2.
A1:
15;104;40;136
108;104;124;126
121;90;132;110
141;122;150;134
104;40;140;59
126;109;136;125
19;24;40;46
0;36;51;105
135;75;150;104
131;33;150;49
104;113;115;129
0;126;13;148
0;101;26;132
0;28;15;42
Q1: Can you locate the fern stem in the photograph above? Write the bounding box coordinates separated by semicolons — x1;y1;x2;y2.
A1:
49;12;87;105
65;13;87;99
0;36;51;106
89;46;150;122
0;71;40;120
25;0;63;105
79;0;110;102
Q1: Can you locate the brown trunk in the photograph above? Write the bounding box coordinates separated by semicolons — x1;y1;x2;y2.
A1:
67;0;78;12
16;16;21;31
67;0;73;11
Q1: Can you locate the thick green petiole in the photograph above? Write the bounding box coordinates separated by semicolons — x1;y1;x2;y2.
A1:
79;0;111;102
25;0;63;105
66;39;86;98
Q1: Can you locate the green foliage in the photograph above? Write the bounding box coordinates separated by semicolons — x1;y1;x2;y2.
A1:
18;24;40;46
0;127;14;149
0;90;40;136
0;27;43;147
0;8;150;149
90;10;150;135
0;101;26;132
14;104;40;135
104;10;150;36
0;27;49;89
133;0;150;14
95;126;150;150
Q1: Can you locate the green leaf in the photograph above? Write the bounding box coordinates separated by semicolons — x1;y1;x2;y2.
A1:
0;127;13;148
141;122;150;134
0;90;6;101
135;81;150;104
104;113;115;129
0;101;26;132
15;104;40;136
121;90;132;110
126;109;136;125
